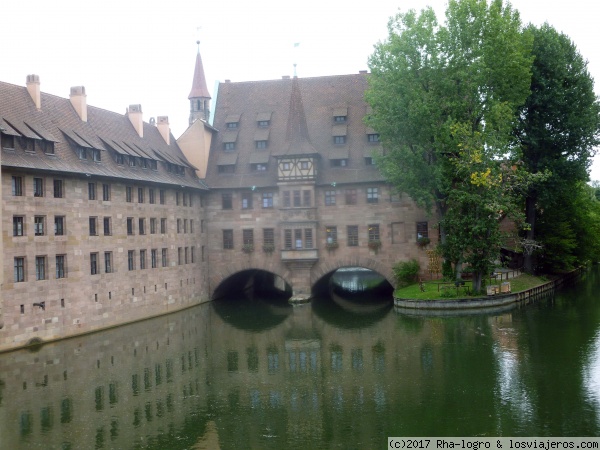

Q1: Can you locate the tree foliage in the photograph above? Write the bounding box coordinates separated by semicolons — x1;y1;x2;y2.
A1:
366;0;533;290
516;24;600;272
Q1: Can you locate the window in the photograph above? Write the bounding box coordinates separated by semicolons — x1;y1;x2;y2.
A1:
89;217;98;236
223;229;234;249
226;122;238;129
92;149;101;162
238;191;252;209
126;186;133;202
54;216;65;236
325;190;336;206
138;187;144;203
129;156;136;167
368;133;380;142
304;229;313;248
36;256;46;281
14;257;25;282
224;142;235;151
185;247;189;264
103;217;111;236
33;177;44;197
127;218;134;235
12;176;23;196
128;250;135;271
189;194;193;207
345;189;357;205
284;229;293;249
331;158;348;167
140;250;146;269
334;136;346;145
90;253;99;275
56;255;66;279
283;191;291;207
303;190;311;207
252;163;268;172
255;140;267;149
301;161;310;170
159;189;165;205
368;224;380;242
139;218;145;235
149;189;155;204
417;221;429;240
176;192;180;206
98;251;111;275
201;219;205;233
347;225;359;246
53;179;64;198
293;190;301;207
3;134;15;149
150;218;157;234
115;153;124;165
367;187;379;203
258;120;269;127
102;184;110;201
326;226;338;245
190;220;194;233
161;248;168;267
160;218;167;234
295;229;303;249
263;228;275;247
191;246;195;263
184;219;188;233
177;219;181;233
222;193;233;210
262;192;273;208
243;229;254;246
77;147;87;160
13;216;24;236
285;229;313;249
365;157;375;165
218;164;235;174
334;115;347;123
151;249;158;268
87;182;96;200
34;216;45;236
177;247;182;265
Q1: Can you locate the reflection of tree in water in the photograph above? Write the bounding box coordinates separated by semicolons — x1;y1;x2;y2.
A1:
211;295;292;333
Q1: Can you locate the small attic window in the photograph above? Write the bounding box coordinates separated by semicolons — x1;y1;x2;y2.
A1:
226;122;238;129
333;107;348;123
41;140;54;155
92;149;101;162
77;147;87;160
368;133;380;143
334;115;346;123
258;120;270;128
1;133;15;150
115;154;124;165
224;142;236;151
256;140;267;149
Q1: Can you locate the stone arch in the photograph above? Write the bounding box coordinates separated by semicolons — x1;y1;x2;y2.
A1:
310;256;396;291
209;260;292;299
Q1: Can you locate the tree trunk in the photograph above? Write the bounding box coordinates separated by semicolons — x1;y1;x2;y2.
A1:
472;271;484;294
524;191;537;273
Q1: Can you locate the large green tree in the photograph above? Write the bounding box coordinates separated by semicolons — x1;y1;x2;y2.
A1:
366;0;533;289
516;24;600;272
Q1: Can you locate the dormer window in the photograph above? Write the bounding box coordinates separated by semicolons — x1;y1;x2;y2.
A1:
258;120;270;128
331;159;348;167
334;116;346;123
129;156;136;167
92;149;101;162
19;136;35;152
115;153;124;165
77;147;87;160
368;133;380;143
218;165;235;174
41;140;54;155
150;160;158;170
1;133;15;150
333;107;348;123
256;140;267;149
226;122;238;129
252;163;268;172
334;136;346;145
224;142;235;151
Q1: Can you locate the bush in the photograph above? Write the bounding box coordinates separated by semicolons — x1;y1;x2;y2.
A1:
393;259;420;286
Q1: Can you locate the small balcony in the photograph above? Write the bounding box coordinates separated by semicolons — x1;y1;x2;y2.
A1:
281;249;319;262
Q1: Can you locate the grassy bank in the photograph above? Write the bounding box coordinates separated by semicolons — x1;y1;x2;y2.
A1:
394;273;550;300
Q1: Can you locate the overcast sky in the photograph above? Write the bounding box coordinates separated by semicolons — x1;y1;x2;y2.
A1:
2;0;599;179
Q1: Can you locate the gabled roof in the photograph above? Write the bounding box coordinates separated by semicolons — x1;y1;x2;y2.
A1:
205;73;384;189
0;79;208;190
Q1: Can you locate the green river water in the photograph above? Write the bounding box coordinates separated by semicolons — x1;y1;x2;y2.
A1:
0;267;599;449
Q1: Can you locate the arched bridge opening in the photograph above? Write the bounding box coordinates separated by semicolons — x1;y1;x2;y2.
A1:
211;269;293;301
311;266;395;300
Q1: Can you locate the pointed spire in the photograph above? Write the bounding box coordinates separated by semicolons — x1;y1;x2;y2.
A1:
188;41;211;126
188;41;211;99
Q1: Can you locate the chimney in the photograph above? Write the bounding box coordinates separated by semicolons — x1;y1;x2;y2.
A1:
70;86;87;122
26;74;41;110
157;116;170;145
127;104;143;138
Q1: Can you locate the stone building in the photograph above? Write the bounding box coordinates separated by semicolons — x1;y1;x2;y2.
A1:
199;70;435;301
0;76;209;351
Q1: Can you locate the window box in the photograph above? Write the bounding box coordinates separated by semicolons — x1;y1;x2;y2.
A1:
242;244;254;254
262;244;275;253
417;236;430;247
326;242;339;250
368;240;381;250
